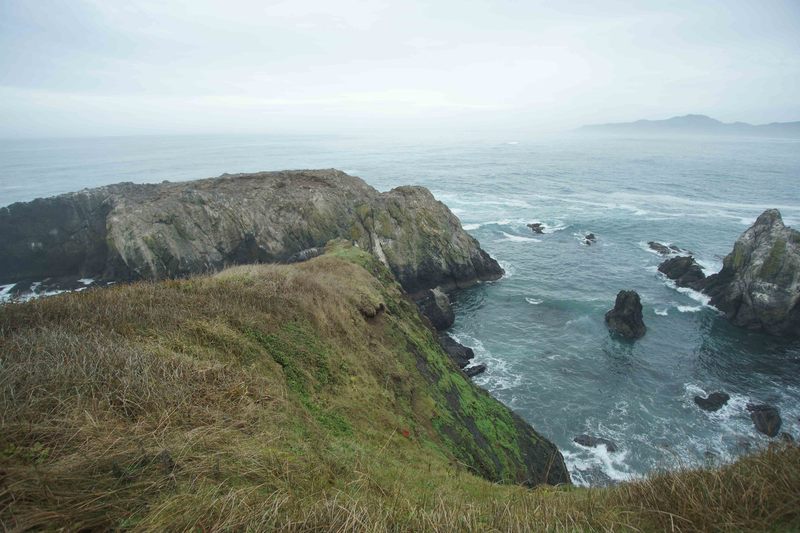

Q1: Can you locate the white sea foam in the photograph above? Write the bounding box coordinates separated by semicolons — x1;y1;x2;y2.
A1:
563;445;635;487
525;297;543;305
78;278;94;285
461;218;526;231
498;231;540;243
695;257;722;275
684;384;751;424
661;277;716;309
448;332;522;391
674;284;712;306
497;260;515;278
540;220;569;233
0;284;14;304
654;308;669;316
676;305;703;313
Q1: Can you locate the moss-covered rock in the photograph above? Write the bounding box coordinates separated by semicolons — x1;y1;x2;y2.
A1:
702;209;800;336
0;170;503;295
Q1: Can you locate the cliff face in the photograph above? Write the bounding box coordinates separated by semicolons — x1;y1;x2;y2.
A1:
0;242;567;531
0;170;503;293
702;209;800;336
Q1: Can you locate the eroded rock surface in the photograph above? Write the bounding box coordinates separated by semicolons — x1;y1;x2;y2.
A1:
605;290;646;339
0;170;503;295
417;287;455;331
702;209;800;336
694;392;730;412
658;255;706;290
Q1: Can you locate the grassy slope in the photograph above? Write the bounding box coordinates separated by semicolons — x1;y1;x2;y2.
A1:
1;242;798;531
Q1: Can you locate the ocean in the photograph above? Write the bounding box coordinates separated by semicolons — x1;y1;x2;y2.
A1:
1;133;799;486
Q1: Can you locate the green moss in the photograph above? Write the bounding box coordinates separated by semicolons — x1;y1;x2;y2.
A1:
243;320;332;396
759;238;786;280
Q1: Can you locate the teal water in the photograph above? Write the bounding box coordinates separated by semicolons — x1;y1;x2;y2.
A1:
2;134;799;485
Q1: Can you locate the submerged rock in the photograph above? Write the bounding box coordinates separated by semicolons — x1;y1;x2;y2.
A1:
658;255;706;289
694;392;730;411
648;241;687;256
416;287;455;331
0;170;503;296
701;209;800;336
464;364;487;378
605;290;646;339
584;233;596;245
439;334;475;369
747;403;782;437
573;434;617;453
527;222;545;234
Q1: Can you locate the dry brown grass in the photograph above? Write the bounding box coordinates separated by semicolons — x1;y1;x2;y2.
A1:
1;245;798;531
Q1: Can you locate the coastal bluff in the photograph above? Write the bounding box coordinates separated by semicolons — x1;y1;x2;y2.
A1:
0;169;503;294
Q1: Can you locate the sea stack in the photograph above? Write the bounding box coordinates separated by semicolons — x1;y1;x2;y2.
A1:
702;209;800;337
605;290;647;339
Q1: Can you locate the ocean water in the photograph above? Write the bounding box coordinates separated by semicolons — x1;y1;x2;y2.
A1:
2;133;799;485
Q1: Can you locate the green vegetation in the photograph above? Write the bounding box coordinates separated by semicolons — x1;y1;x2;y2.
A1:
1;241;798;531
759;237;787;280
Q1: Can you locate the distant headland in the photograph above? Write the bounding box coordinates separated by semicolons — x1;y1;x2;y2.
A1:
579;114;800;138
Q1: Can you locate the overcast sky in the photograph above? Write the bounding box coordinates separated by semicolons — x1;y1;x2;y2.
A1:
1;0;798;138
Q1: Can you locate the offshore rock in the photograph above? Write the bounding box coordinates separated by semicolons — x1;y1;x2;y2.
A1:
702;209;800;336
605;290;646;339
464;364;487;378
648;241;687;256
658;255;706;289
746;403;782;437
528;222;545;234
694;392;730;412
0;170;504;295
416;287;455;331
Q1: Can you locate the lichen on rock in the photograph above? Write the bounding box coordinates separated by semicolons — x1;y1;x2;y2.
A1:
702;209;800;336
0;170;503;296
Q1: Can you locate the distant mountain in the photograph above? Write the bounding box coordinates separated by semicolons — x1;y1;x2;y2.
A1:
579;114;800;138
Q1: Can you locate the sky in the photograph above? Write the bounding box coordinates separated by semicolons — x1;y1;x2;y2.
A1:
1;0;799;138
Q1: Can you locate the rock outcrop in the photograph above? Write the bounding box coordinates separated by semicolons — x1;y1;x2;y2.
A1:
702;209;800;336
464;364;487;378
439;334;475;369
416;287;455;331
605;290;647;339
747;404;782;437
658;255;706;289
0;170;503;295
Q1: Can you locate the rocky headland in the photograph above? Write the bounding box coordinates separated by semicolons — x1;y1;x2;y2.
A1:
0;169;502;295
0;170;568;490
